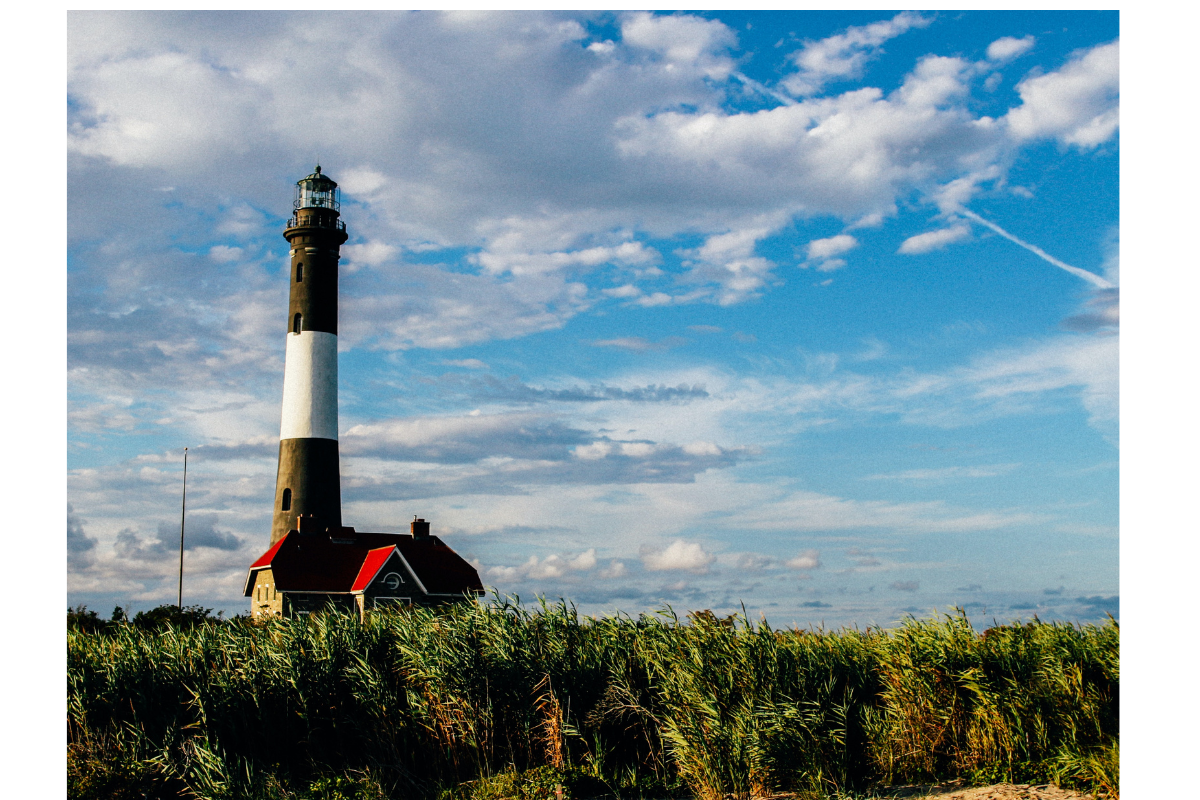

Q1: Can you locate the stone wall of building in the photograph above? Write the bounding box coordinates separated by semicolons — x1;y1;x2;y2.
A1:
251;569;285;617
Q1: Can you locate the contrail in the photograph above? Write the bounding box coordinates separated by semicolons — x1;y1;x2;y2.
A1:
956;207;1115;290
731;71;797;107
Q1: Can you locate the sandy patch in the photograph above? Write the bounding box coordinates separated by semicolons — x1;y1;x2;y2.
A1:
877;782;1096;800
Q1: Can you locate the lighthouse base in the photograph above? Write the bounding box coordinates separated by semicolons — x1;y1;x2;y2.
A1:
271;437;342;544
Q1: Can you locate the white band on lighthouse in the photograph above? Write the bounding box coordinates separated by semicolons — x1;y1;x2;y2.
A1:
280;330;338;440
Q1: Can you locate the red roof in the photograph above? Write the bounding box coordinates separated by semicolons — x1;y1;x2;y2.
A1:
249;537;287;570
351;547;398;592
244;530;484;598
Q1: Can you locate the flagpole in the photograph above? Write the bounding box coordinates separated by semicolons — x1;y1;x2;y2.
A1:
177;447;188;610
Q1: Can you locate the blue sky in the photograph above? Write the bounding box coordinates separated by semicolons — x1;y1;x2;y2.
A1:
67;10;1119;626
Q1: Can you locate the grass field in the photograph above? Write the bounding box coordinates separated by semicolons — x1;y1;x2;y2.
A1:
67;599;1118;800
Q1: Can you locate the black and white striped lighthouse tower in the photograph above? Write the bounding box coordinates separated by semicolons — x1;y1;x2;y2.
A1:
270;166;349;544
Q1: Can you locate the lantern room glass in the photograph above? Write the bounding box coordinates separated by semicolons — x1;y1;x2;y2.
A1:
294;167;340;211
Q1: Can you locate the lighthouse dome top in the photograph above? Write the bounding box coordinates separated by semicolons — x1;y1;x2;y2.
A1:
294;165;340;211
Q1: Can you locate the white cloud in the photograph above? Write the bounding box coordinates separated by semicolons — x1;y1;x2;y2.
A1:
342;241;399;268
614;62;1001;224
598;560;626;579
1005;40;1119;147
486;548;599;582
209;245;243;263
986;35;1035;63
806;234;858;260
802;234;857;272
338;167;389;196
476;239;657;278
783;12;931;97
865;464;1020;481
591;336;677;351
731;552;777;571
339;264;586;350
641;539;715;572
786;550;821;570
343;412;584;462
897;224;971;254
677;224;780;305
573;442;613;461
620;11;737;80
635;292;675;307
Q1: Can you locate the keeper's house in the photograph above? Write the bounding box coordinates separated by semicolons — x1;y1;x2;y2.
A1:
245;517;484;617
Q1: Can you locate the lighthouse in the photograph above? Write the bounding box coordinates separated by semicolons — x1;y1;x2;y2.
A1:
271;166;348;544
245;166;484;617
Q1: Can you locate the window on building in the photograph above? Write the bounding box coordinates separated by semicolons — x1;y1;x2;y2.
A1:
293;313;302;334
281;488;291;511
296;263;303;282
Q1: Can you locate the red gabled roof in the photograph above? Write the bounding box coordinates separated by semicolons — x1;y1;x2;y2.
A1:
243;529;484;598
351;547;397;592
249;535;288;570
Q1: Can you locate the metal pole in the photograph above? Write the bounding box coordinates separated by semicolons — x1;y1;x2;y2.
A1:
177;447;188;610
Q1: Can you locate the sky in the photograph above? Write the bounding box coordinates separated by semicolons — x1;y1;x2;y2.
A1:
66;10;1121;628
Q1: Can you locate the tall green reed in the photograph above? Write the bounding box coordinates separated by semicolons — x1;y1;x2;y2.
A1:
68;601;1117;800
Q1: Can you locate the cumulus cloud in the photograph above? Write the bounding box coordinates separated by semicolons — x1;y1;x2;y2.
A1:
675;225;779;305
801;234;858;272
1005;40;1119;147
598;560;627;579
897;224;971;254
806;234;858;261
613;56;1000;225
164;514;243;551
620;11;737;80
786;550;821;570
782;12;931;97
476;239;658;279
342;241;399;269
68;505;99;569
114;514;241;560
486;548;598;582
114;528;172;561
986;35;1035;63
641;539;715;572
732;552;777;571
209;245;243;263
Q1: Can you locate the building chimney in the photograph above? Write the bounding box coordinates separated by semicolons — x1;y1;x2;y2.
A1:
411;517;430;539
